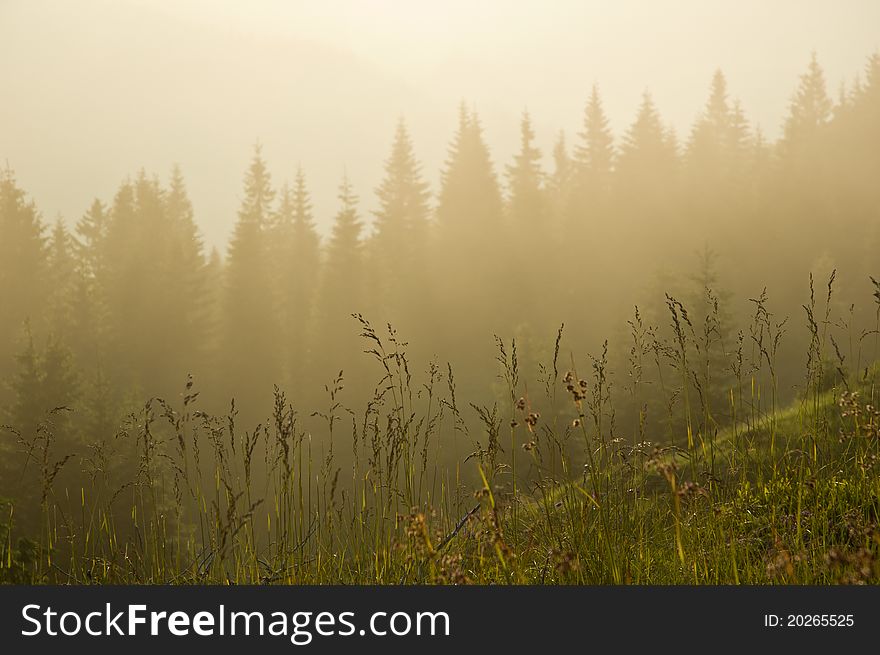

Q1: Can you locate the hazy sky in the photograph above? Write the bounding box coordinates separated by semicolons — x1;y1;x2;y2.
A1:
1;0;878;248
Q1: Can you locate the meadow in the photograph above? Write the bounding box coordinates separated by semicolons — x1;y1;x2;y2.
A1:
3;275;878;585
2;47;879;586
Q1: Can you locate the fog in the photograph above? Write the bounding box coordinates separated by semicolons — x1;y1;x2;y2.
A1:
2;0;878;246
2;0;880;564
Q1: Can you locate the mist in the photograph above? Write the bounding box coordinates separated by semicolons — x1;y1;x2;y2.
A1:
2;0;878;246
1;1;879;586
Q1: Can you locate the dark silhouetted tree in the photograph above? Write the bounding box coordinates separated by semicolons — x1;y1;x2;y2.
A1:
433;104;505;361
221;145;280;408
370;119;431;324
314;174;364;382
436;104;503;247
504;111;549;314
163;166;208;374
45;219;77;336
782;52;833;154
574;84;615;197
272;167;321;393
0;168;47;390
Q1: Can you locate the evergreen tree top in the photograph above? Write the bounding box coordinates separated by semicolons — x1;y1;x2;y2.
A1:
293;167;315;229
783;52;833;147
437;103;502;230
575;84;615;176
618;91;676;173
374;118;430;228
329;172;361;250
238;143;275;228
506;111;542;197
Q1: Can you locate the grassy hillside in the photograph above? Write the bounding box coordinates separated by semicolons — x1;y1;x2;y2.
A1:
510;370;879;584
2;342;877;585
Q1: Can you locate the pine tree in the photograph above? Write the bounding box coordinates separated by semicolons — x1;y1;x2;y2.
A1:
46;219;78;336
290;168;321;276
100;177;141;381
75;199;109;280
567;84;616;252
286;168;321;391
0;321;42;519
162;166;207;373
272;180;297;327
101;171;192;393
202;247;225;361
370;119;431;323
728;101;752;163
434;104;506;353
562;87;618;325
271;168;321;392
4;325;79;516
860;52;880;107
769;53;835;284
834;53;880;299
314;174;364;382
505;111;544;231
323;174;362;304
617;91;676;182
613;92;681;304
782;52;833;155
684;71;754;242
574;84;615;192
504;111;549;313
68;199;112;399
7;323;42;439
0;168;47;388
7;325;78;442
615;91;680;225
727;100;754;194
686;70;732;176
436;104;503;246
222;145;280;408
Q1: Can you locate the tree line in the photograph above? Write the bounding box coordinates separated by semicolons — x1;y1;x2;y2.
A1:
1;53;879;508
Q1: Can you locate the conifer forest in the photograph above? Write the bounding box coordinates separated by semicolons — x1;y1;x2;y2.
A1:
2;2;880;585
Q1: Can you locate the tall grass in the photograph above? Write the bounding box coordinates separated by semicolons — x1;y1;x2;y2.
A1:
2;276;879;585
